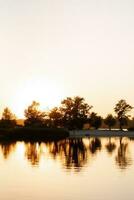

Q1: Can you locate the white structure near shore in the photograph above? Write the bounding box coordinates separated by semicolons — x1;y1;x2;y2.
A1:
69;130;134;137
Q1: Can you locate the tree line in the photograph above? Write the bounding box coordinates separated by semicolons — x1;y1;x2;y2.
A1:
0;96;133;130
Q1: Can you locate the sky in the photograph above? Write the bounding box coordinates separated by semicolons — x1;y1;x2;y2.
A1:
0;0;134;118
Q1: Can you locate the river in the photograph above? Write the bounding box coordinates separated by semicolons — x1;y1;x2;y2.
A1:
0;137;134;200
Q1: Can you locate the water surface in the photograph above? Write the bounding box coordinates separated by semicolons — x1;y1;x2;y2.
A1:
0;137;134;200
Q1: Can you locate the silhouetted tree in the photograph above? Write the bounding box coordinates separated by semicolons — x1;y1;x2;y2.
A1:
114;100;133;130
48;107;63;128
0;107;16;128
89;112;102;129
104;114;116;130
60;96;92;130
24;101;46;127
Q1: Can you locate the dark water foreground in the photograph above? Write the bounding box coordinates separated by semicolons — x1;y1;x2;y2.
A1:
0;136;134;200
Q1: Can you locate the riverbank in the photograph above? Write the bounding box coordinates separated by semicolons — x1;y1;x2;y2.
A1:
69;130;134;137
0;127;69;140
0;128;134;141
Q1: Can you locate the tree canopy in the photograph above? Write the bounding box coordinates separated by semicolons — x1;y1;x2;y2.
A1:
0;107;16;128
89;112;102;129
104;114;116;130
48;107;63;128
24;101;46;127
0;97;133;131
114;99;133;130
60;96;92;129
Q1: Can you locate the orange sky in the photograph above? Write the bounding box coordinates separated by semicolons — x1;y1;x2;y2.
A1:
0;0;134;117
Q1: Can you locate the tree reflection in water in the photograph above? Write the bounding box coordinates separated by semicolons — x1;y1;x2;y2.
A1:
0;137;132;171
89;138;101;154
115;137;132;169
0;141;16;159
45;138;102;171
59;139;88;170
23;138;102;171
25;142;41;166
105;138;116;155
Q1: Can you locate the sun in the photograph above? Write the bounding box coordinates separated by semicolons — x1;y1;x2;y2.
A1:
10;77;66;118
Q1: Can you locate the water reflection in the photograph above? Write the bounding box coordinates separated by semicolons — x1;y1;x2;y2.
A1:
89;138;101;154
25;142;41;166
0;137;133;171
115;138;132;169
0;141;16;159
105;138;116;154
60;139;88;170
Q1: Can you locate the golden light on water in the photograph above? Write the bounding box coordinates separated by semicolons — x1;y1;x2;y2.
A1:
0;138;134;200
16;142;25;157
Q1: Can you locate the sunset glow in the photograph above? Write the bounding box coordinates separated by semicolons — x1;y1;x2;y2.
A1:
0;1;134;200
10;77;66;117
0;0;134;118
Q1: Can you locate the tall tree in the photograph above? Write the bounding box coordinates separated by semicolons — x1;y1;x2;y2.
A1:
89;112;102;129
48;107;63;128
114;99;133;130
24;101;46;127
104;114;116;130
0;107;16;128
60;96;92;130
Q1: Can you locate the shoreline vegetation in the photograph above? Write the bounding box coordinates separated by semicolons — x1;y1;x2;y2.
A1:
0;96;134;140
0;128;134;141
0;127;69;140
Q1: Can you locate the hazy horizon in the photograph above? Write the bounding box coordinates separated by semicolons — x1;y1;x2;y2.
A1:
0;0;134;117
